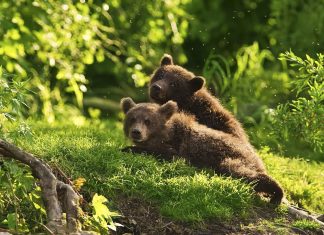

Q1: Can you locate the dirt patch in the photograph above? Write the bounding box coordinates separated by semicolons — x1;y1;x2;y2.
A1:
113;196;322;235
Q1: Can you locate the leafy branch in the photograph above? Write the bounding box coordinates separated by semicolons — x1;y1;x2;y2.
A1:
274;52;324;153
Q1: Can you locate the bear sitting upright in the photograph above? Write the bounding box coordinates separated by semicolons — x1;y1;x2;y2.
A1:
149;54;248;143
121;97;284;204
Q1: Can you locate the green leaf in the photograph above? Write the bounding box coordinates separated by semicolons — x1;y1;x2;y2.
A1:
7;213;17;230
92;193;109;219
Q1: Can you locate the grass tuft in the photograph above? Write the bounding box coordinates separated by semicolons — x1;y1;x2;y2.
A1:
292;219;321;231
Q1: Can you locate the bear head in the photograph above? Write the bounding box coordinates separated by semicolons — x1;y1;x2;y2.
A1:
149;54;205;104
120;97;178;144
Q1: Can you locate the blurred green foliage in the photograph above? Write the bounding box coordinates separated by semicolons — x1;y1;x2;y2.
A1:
269;0;324;55
185;0;324;68
203;42;290;124
0;0;323;156
103;0;191;86
0;0;122;122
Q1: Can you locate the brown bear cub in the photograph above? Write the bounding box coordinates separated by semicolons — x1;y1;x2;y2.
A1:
121;97;284;204
149;54;248;143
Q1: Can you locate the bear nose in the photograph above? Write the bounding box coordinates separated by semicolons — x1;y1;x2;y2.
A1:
131;129;141;139
152;84;161;92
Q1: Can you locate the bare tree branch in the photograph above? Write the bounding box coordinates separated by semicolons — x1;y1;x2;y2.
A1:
0;139;93;234
283;199;324;228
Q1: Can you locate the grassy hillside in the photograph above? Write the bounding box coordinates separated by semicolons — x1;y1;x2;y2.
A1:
2;118;323;233
11;119;254;222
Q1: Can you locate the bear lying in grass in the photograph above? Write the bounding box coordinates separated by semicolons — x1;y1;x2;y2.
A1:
121;97;284;204
149;54;248;143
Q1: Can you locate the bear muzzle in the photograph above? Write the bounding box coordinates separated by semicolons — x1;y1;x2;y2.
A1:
150;84;166;102
130;128;143;142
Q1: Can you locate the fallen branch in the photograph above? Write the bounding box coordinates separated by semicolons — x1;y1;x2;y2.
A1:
273;223;308;235
283;199;324;228
0;227;11;234
52;163;87;205
0;139;93;235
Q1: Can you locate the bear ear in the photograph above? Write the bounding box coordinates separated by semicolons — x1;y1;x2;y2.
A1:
120;97;136;114
160;54;174;66
159;101;178;119
189;76;205;92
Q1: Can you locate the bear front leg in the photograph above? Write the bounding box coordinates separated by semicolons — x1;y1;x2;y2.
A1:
150;146;178;161
121;145;177;160
121;146;149;154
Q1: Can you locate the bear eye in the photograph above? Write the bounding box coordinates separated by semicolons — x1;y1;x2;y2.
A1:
130;117;136;123
170;82;177;88
144;119;150;126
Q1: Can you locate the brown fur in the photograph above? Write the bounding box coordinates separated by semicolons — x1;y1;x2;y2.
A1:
121;98;284;204
149;54;248;142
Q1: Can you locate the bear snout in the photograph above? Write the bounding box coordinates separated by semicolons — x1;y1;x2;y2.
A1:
130;128;142;141
150;83;166;101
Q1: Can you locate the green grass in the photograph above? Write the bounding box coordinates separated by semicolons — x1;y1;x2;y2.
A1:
10;119;253;222
292;219;321;231
260;148;324;214
6;118;324;223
